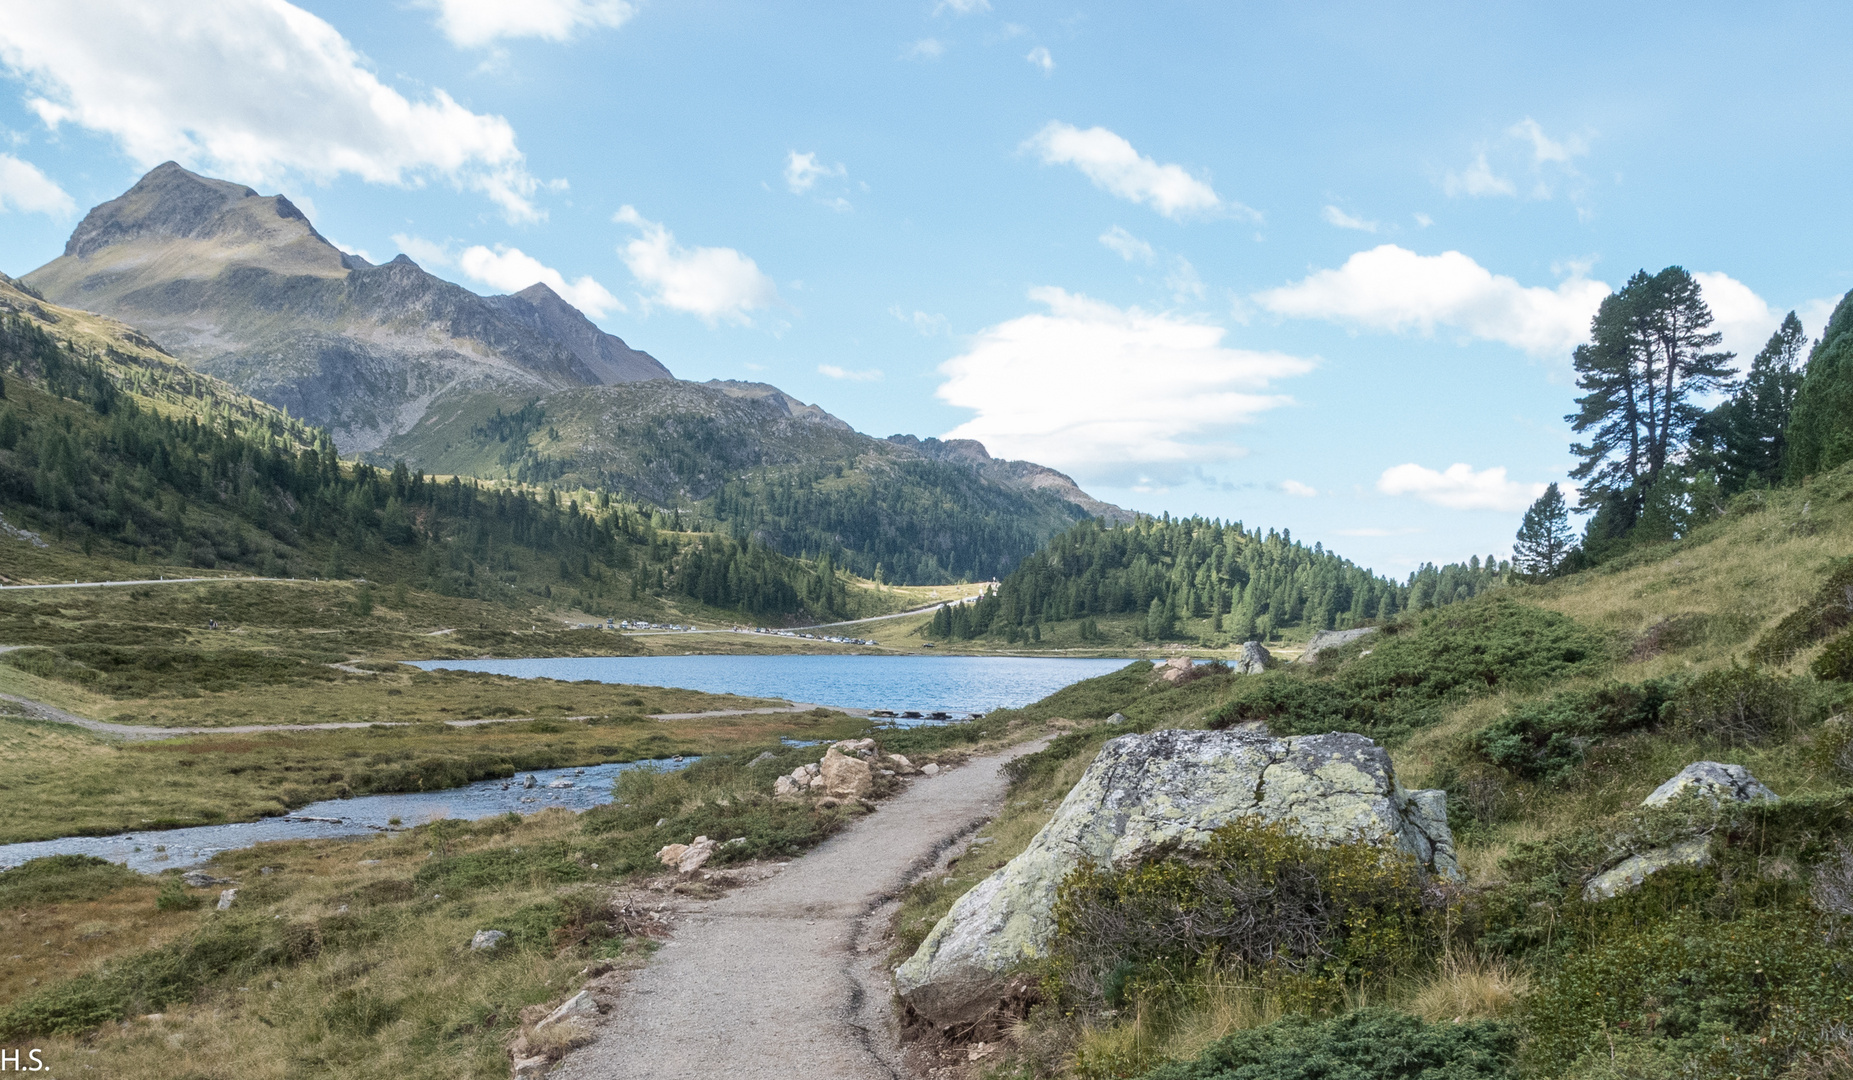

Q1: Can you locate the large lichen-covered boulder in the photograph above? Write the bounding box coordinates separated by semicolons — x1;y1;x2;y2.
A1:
1642;761;1778;807
1583;761;1778;901
894;728;1458;1028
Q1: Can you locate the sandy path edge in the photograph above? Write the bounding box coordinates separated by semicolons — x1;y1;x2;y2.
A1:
552;738;1047;1080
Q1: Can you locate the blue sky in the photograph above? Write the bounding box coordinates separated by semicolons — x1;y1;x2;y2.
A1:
1;1;1848;575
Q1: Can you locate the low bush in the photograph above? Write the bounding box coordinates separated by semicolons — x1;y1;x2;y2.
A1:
1522;908;1852;1078
1046;818;1443;1014
1672;661;1814;745
1136;1008;1517;1080
0;854;141;909
1811;629;1853;681
1751;557;1853;664
154;879;201;911
1474;680;1677;781
1210;596;1609;738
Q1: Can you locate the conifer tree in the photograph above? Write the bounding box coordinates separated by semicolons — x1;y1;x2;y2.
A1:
1712;311;1807;491
1784;289;1853;482
1568;267;1734;541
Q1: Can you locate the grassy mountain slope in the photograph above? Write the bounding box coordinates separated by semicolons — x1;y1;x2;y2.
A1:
371;380;1105;583
881;468;1853;1079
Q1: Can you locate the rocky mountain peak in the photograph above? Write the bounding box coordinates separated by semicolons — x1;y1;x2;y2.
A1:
66;162;263;258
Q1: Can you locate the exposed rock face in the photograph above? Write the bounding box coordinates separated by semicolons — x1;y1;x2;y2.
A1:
1300;627;1376;664
1235;641;1273;674
1584;761;1778;901
895;728;1457;1027
25;162;671;452
819;748;873;798
1644;761;1779;807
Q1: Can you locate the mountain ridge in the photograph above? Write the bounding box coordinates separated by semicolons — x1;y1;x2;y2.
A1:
20;163;1130;581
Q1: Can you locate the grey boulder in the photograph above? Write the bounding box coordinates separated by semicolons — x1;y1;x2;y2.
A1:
1584;761;1778;902
895;727;1457;1028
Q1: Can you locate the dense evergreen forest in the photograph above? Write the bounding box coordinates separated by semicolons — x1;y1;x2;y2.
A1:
1514;273;1853;575
0;314;862;622
929;514;1507;643
706;458;1089;585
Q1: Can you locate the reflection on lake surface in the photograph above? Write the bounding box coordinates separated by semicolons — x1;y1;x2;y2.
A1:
0;757;688;874
410;654;1135;717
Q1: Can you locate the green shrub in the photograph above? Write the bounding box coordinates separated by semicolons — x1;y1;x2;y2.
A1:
1672;661;1812;745
1475;680;1677;781
1811;629;1853;681
155;879;201;911
0;853;140;909
1047;819;1441;1013
1751;558;1853;664
1212;596;1608;737
1137;1008;1516;1080
1522;909;1851;1078
0;915;300;1038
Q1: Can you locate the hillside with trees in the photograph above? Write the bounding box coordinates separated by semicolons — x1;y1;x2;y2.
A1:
928;514;1507;645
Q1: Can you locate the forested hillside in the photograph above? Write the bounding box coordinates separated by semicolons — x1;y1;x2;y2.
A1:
0;304;880;625
930;514;1506;644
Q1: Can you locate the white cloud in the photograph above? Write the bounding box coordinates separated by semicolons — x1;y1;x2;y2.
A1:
419;0;635;47
904;38;946;59
1508;118;1585;165
1690;271;1776;366
1255;244;1610;358
1025;46;1054;75
391;233;455;267
890;306;949;336
613;206;778;325
1025;122;1233;220
1280;480;1318;498
1164;257;1205;302
935;287;1315;483
0;153;73;214
783;150;844;195
457;244;621;317
1376;462;1546;512
1413;212;1433;228
818;364;882;382
0;0;547;221
1098;225;1154;264
1443;152;1515;198
935;0;990;12
1321;205;1377;232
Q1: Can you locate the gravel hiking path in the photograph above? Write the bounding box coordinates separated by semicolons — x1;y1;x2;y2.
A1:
553;738;1048;1080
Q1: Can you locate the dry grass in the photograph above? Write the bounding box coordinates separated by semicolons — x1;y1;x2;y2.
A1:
1409;953;1528;1023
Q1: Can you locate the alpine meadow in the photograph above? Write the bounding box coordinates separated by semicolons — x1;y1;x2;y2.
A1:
0;6;1850;1080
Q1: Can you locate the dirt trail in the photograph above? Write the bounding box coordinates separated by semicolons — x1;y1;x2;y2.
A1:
553;739;1045;1080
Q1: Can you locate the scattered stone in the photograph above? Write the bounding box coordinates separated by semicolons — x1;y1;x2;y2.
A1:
656;843;688;867
1235;640;1273;675
1106;712;1128;724
1644;761;1779;808
1299;627;1376;664
724;837;748;846
182;870;229;888
749;751;776;766
215;888;237;911
470;929;508;951
820;748;873;798
1585;838;1713;901
807;773;826;789
547;778;575;789
522;775;538;789
833;737;877;755
1584;761;1779;901
670;836;717;874
535;989;600;1030
896;727;1458;1028
773;775;803;797
1154;656;1196;683
920;763;941;777
259;866;276;875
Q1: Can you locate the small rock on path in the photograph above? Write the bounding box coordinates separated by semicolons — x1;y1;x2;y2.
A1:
552;738;1047;1080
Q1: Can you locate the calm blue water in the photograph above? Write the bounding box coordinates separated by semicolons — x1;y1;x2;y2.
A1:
0;758;689;874
408;654;1135;717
